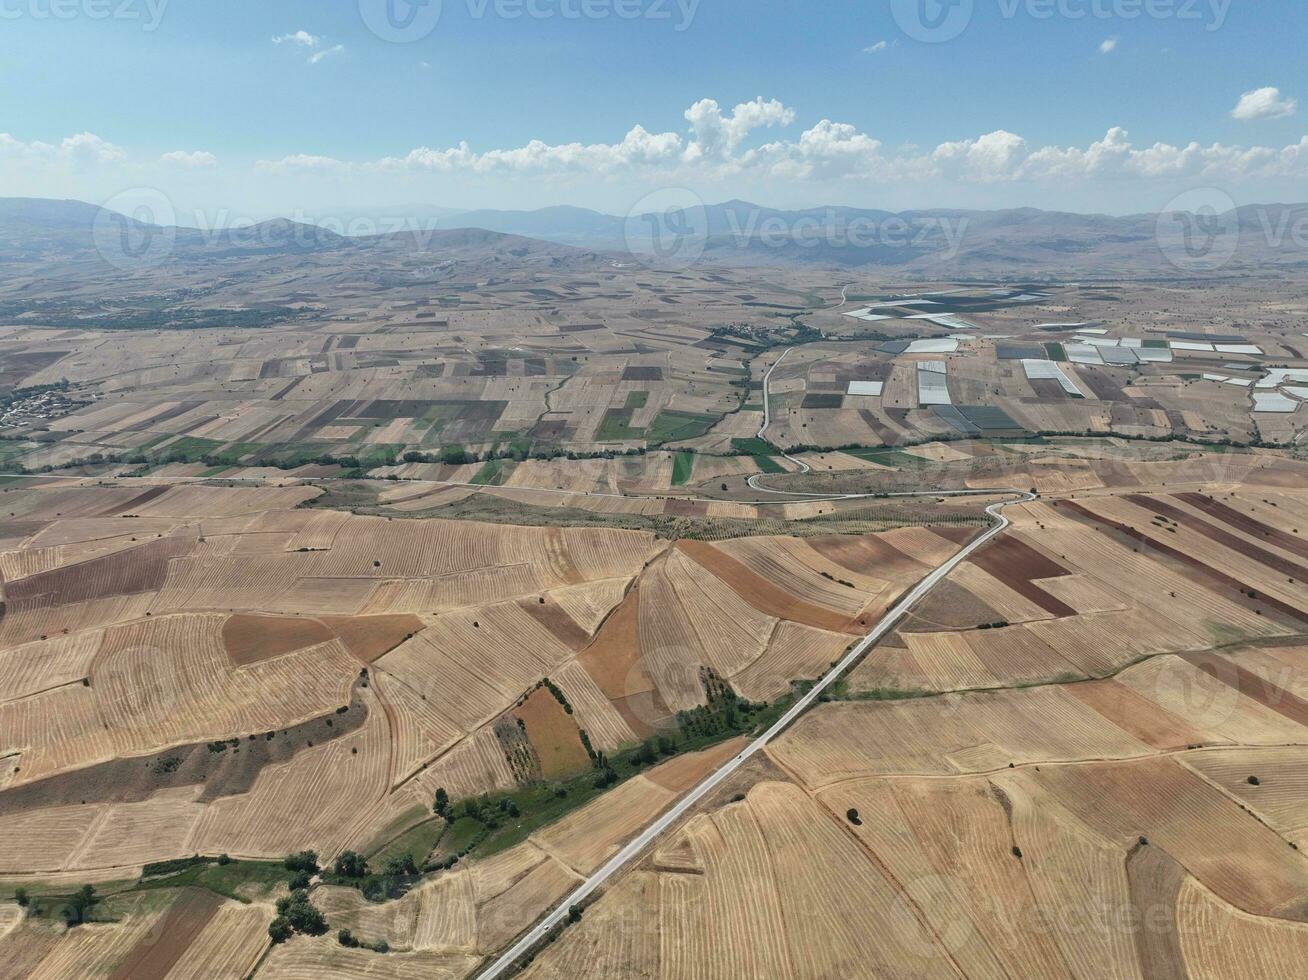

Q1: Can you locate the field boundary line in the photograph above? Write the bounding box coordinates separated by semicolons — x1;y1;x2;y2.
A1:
474;487;1035;979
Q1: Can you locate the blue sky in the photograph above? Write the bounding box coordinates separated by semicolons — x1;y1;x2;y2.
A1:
2;0;1305;218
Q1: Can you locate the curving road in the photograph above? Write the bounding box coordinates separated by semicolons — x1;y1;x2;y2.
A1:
747;347;810;491
475;487;1036;980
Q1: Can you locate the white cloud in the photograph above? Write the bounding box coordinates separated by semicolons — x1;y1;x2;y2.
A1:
682;98;795;164
865;41;888;53
0;131;126;168
238;96;1308;191
273;30;320;47
1098;38;1118;54
256;154;352;175
308;44;345;65
1231;87;1297;122
160;150;218;169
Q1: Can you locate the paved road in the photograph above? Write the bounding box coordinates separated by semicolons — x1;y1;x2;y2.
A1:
475;487;1035;980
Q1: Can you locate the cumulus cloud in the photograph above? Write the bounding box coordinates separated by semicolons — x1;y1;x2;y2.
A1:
682;98;795;164
1231;87;1297;122
273;30;320;47
1099;38;1118;54
160;150;218;169
237;96;1308;190
0;131;126;168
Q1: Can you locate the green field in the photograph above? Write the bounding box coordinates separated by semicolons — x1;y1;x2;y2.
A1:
843;448;928;468
647;409;719;444
625;390;650;409
596;408;644;442
730;437;774;455
752;454;785;474
801;393;844;410
671;451;695;486
1043;342;1068;362
470;459;506;485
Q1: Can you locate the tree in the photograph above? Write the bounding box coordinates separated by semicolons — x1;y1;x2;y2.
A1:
268;917;293;944
63;885;97;926
383;855;418;878
283;850;319;875
14;887;28;908
338;928;360;947
334;851;369;879
277;891;327;936
433;787;450;817
846;808;862;826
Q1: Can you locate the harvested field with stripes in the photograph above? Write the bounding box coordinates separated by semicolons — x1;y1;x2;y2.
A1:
0;478;982;975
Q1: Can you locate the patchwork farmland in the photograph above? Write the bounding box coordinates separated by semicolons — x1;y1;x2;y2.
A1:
4;244;1308;979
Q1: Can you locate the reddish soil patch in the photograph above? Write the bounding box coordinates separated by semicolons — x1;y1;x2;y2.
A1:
1026;378;1071;400
677;540;863;635
1125;495;1308;582
968;537;1077;618
513;688;591;778
1079;368;1127;401
109;887;222;980
1060;500;1308;626
1182;651;1308;728
577;588;669;737
222;614;334;667
319;614;424;663
518;598;590;651
98;485;170;517
930;525;982;546
5;535;191;610
857;409;904;445
1176;493;1308;560
0;685;369;817
805;534;926;581
664;499;710;517
901;580;1003;632
1065;680;1209;751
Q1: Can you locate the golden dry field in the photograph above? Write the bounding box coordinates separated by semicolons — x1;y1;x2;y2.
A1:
3;256;1308;978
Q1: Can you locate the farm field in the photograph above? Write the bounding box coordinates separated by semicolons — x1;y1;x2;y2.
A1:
3;245;1308;978
0;475;986;975
523;482;1308;979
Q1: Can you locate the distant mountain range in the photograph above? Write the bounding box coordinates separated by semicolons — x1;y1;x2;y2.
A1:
3;196;1306;277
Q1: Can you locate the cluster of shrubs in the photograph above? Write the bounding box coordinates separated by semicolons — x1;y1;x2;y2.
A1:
268;889;327;944
330;850;421;902
338;929;389;953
